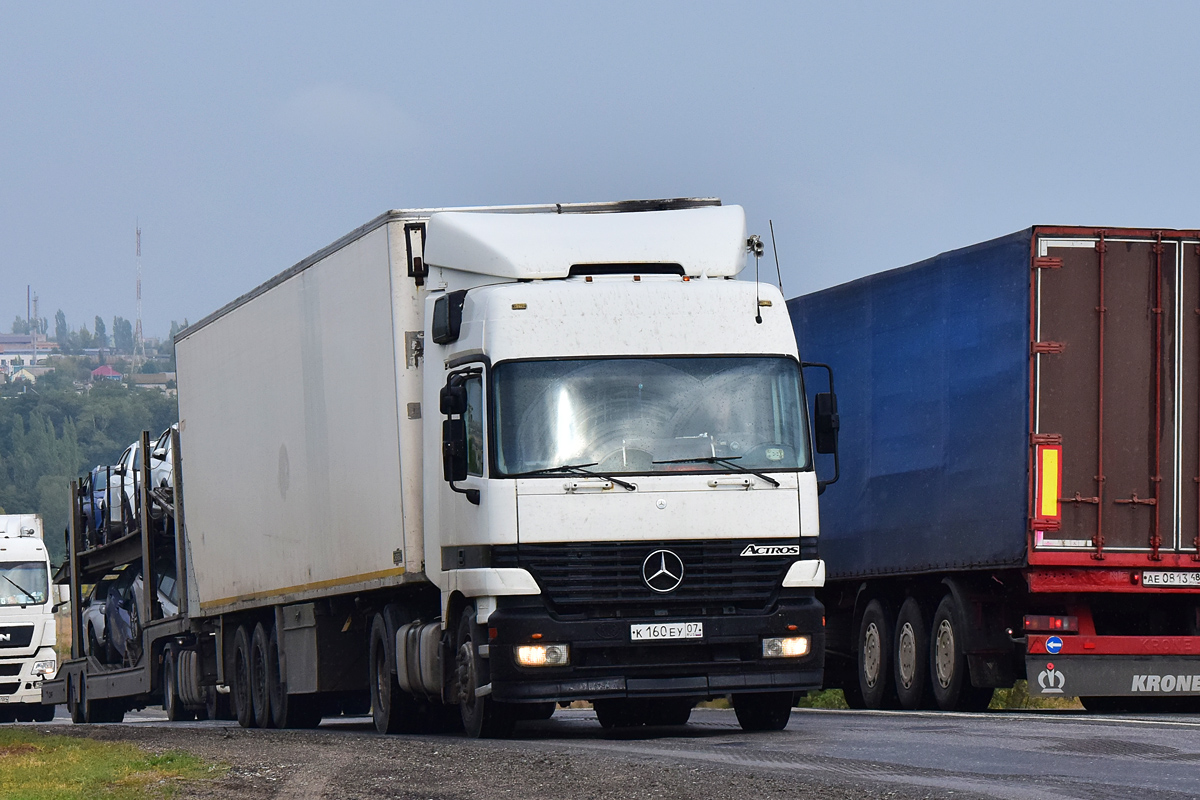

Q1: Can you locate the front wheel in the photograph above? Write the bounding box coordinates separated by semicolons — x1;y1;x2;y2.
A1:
455;606;515;739
732;692;793;731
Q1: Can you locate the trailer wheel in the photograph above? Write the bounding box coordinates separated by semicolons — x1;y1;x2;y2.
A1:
205;686;235;721
232;625;256;728
857;599;896;709
162;646;195;722
455;606;516;739
893;597;934;710
250;623;274;728
370;614;418;734
929;594;993;712
733;692;793;731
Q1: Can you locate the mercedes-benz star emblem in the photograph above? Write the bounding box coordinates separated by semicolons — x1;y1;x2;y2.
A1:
642;549;685;593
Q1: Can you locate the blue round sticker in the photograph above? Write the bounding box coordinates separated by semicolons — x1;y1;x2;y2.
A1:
1045;635;1063;654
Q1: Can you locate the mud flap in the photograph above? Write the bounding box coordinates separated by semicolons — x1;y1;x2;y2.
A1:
1026;655;1200;698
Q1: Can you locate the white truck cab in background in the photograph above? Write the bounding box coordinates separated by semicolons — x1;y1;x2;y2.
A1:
0;514;57;722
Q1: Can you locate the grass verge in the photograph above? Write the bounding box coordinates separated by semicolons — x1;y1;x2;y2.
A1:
0;728;222;800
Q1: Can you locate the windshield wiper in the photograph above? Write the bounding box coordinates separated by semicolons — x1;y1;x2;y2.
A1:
509;462;637;491
651;455;781;488
1;573;39;604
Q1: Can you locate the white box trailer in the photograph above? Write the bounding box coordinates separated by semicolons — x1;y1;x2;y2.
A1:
47;199;838;737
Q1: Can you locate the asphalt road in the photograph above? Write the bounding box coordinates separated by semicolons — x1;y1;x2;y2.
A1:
35;705;1200;799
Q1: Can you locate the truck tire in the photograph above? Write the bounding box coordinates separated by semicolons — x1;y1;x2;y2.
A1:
27;703;56;723
370;614;418;734
267;625;322;729
232;625;256;728
68;675;86;724
893;597;934;710
250;623;274;728
929;594;993;712
593;698;643;728
455;606;516;739
733;692;793;731
205;686;235;721
857;599;897;709
162;646;195;722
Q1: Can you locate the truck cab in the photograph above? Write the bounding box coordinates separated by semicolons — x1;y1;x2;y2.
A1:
0;514;57;722
418;206;829;733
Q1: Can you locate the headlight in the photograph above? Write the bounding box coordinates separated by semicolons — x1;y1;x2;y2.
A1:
515;644;570;667
762;636;810;658
32;659;56;676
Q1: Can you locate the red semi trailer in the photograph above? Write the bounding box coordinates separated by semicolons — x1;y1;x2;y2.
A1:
791;226;1200;711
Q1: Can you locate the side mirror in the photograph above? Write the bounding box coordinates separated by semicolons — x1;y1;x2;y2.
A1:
151;448;167;460
814;392;839;454
802;361;841;493
440;383;467;416
431;290;468;344
112;466;126;477
442;419;468;482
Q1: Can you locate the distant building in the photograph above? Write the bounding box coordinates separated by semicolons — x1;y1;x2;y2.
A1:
91;365;123;381
129;372;177;396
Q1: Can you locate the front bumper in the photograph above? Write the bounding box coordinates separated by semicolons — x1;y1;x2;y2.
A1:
0;651;56;705
486;596;824;702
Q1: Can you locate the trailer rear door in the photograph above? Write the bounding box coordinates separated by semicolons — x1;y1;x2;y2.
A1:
1033;229;1200;559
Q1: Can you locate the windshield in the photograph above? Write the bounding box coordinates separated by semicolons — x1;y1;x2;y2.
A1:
0;561;49;606
493;356;810;476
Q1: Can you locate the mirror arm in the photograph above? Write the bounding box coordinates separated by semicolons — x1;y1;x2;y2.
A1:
449;482;481;505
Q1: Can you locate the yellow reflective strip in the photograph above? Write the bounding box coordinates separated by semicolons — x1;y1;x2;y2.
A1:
1040;448;1059;518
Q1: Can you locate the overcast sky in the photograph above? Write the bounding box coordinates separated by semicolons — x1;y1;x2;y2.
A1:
2;2;1199;338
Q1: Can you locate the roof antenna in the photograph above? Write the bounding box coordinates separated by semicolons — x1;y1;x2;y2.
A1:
748;235;765;324
769;220;784;293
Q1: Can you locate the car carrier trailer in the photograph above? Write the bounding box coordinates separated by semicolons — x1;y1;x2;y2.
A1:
44;198;837;735
790;226;1200;712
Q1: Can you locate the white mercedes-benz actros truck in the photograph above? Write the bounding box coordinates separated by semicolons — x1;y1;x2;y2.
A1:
46;198;838;737
0;514;57;722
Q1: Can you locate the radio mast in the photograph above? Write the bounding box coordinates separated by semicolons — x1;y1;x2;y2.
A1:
134;223;146;366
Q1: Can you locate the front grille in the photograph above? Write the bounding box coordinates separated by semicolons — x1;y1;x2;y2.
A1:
0;626;34;648
0;663;21;676
495;540;794;616
0;682;18;695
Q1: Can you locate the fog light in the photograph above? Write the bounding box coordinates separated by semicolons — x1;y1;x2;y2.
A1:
516;644;570;667
763;636;809;658
32;659;56;676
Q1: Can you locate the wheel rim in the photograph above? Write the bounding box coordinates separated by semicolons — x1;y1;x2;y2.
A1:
897;622;916;689
934;619;955;689
862;622;881;687
456;640;476;706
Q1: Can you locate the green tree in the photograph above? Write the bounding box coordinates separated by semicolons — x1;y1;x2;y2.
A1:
113;317;134;353
11;317;30;335
94;316;108;349
54;310;68;347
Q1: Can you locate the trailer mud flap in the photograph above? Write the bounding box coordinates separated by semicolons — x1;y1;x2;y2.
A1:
1026;656;1200;698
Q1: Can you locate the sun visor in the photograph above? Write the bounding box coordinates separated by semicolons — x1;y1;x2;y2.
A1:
424;205;748;280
